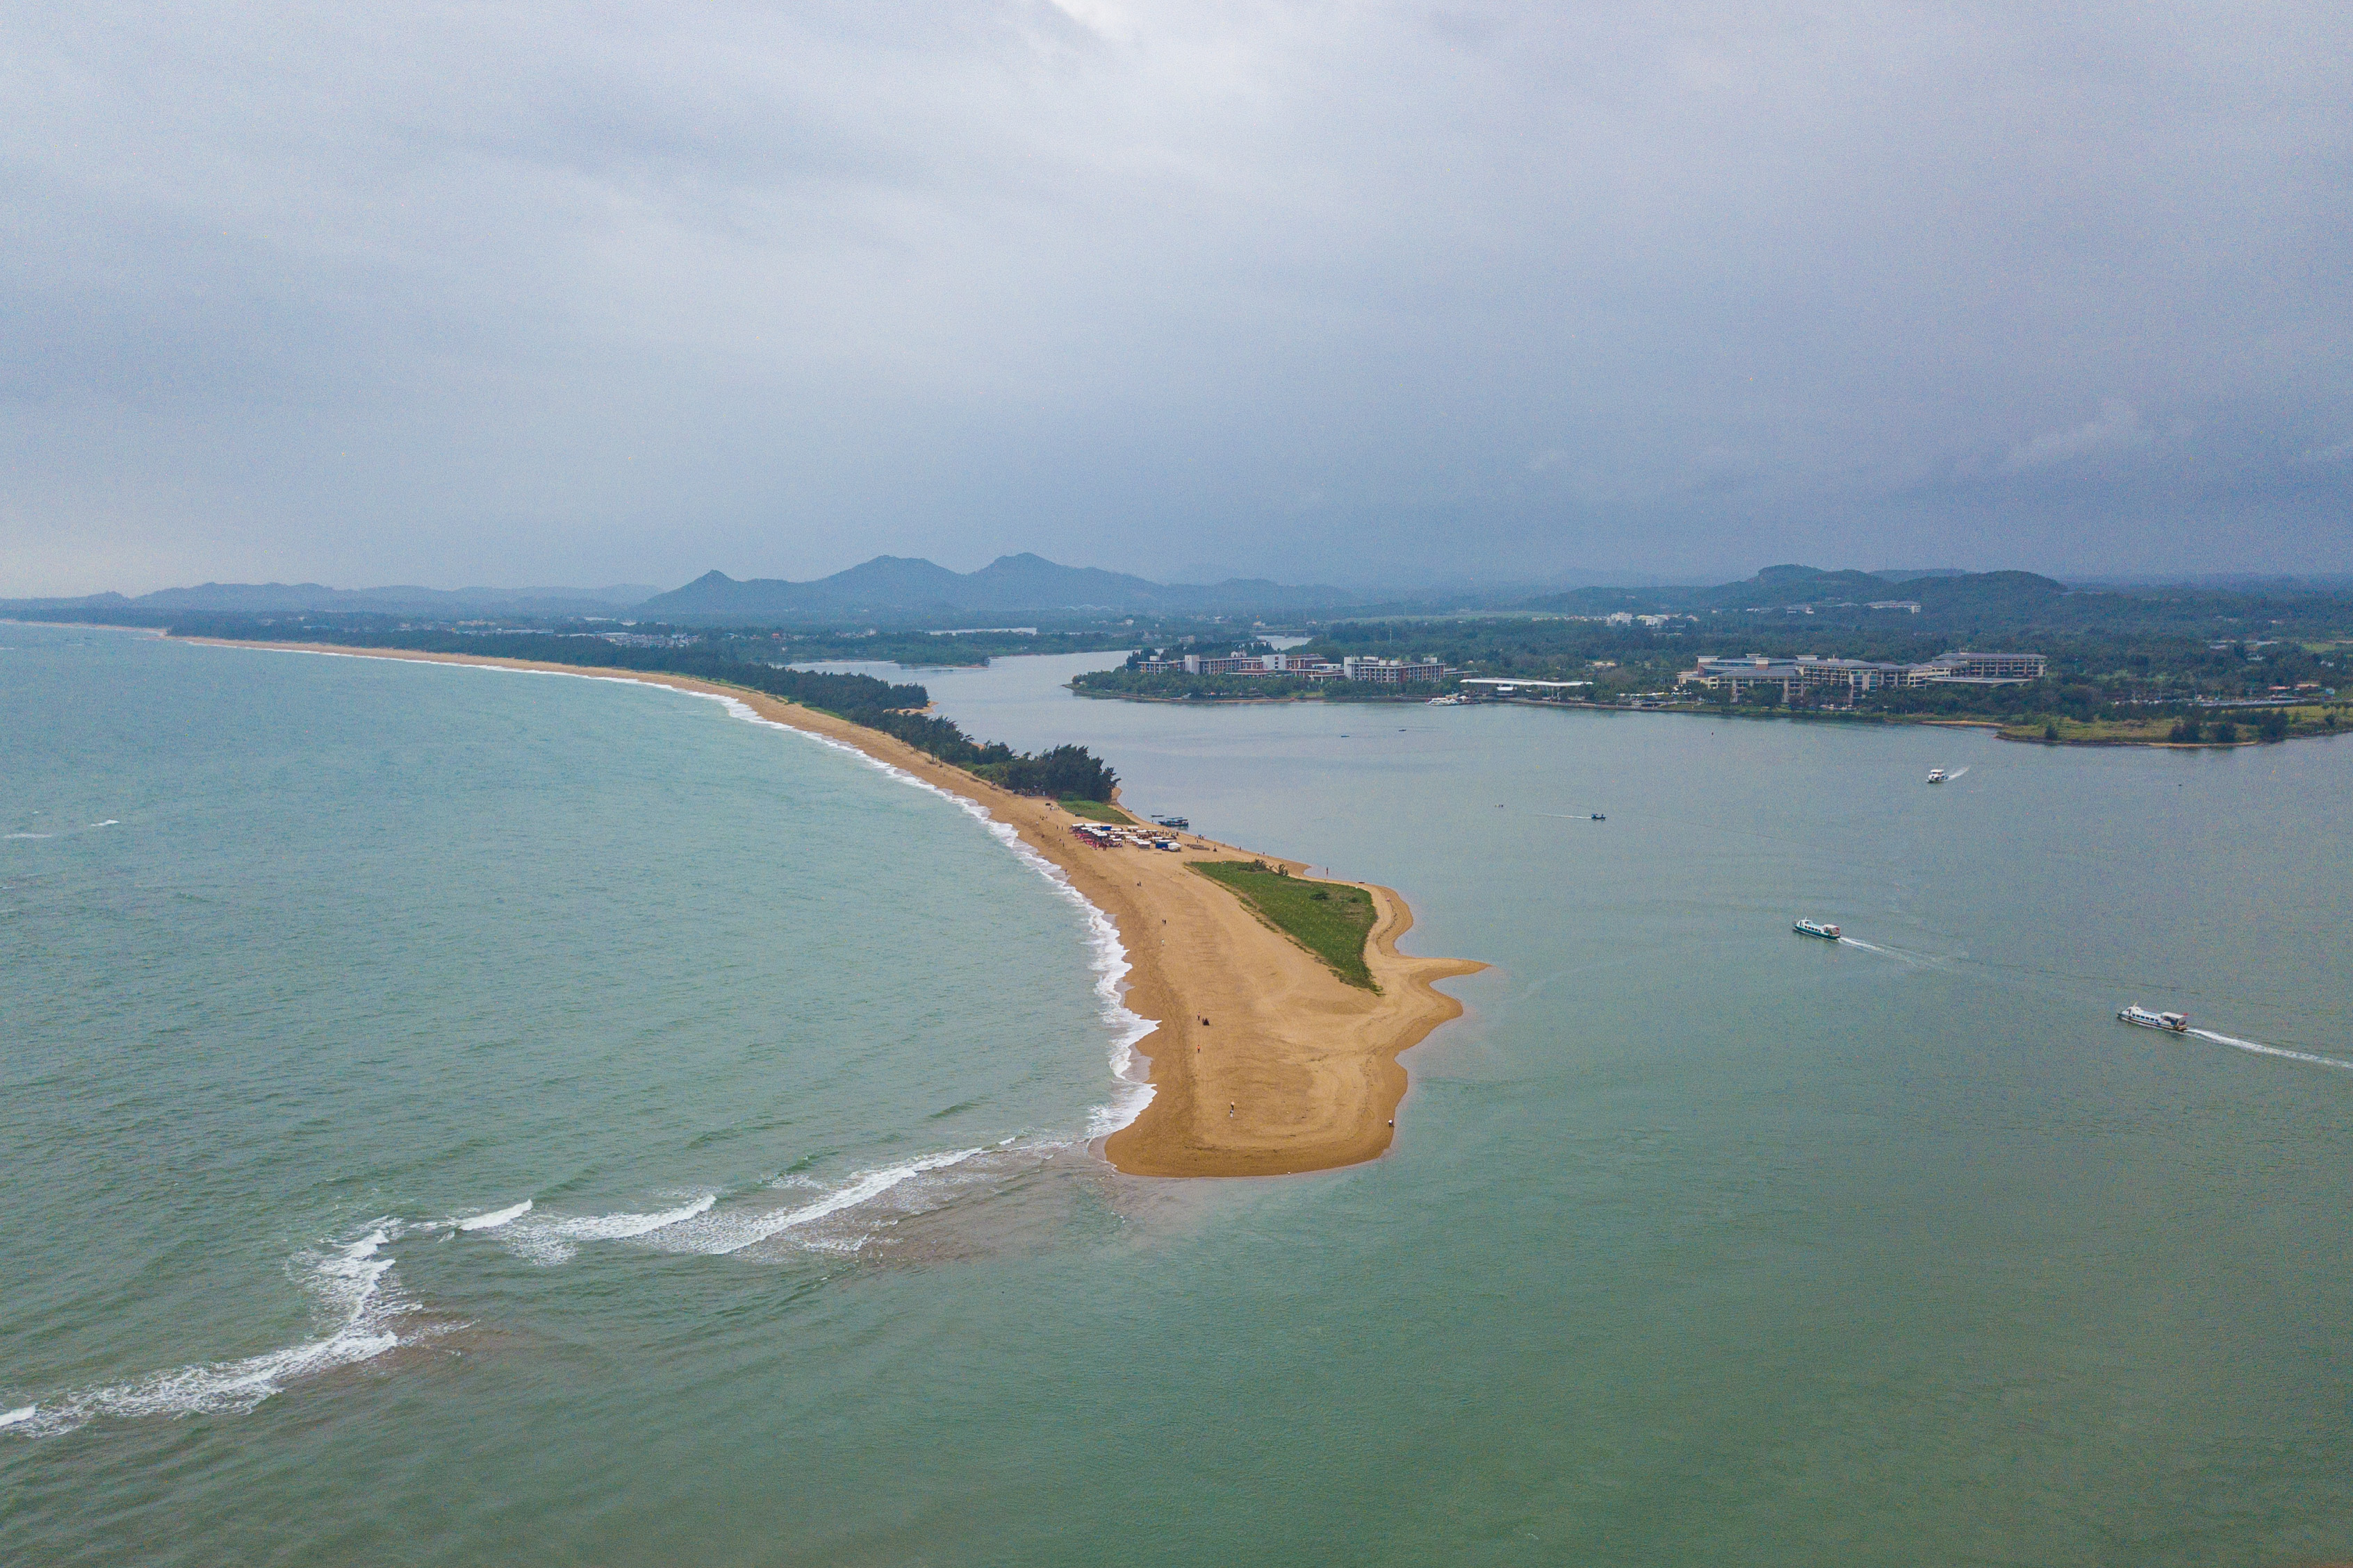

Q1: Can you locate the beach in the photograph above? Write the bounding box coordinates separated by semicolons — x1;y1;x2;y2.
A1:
180;638;1483;1178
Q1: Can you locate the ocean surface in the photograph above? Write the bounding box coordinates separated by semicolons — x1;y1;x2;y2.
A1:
6;627;2352;1566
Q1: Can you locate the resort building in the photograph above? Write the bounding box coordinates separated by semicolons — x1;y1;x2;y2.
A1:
1340;657;1448;684
1675;650;2047;700
1928;651;2047;680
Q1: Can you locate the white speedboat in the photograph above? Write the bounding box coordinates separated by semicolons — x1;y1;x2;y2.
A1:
1927;768;1946;784
2117;1005;2189;1033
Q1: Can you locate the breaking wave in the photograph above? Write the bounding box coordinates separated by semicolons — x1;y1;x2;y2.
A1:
496;1194;718;1264
1;1227;411;1439
650;1148;994;1257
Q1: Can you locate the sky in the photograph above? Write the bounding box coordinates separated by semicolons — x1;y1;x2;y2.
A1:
5;1;2350;596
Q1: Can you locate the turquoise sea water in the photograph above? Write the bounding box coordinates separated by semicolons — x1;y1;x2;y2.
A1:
7;627;2353;1565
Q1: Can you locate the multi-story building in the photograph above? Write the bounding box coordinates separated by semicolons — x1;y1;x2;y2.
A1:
1341;657;1449;684
1928;651;2047;680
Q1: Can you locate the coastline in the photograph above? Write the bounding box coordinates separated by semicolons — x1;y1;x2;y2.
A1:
174;636;1484;1178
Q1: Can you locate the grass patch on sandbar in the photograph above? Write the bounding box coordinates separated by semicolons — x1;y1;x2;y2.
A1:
1190;860;1378;990
1061;798;1136;824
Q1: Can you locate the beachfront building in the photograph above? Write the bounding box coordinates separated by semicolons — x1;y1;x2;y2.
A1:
1675;650;2047;700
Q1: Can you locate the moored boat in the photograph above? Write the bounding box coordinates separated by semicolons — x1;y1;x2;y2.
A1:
2117;1005;2190;1033
1793;918;1842;940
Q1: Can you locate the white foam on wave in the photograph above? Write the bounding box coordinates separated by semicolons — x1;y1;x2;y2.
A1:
3;832;53;840
694;691;1158;1140
454;1198;532;1232
499;1194;719;1264
1;1226;411;1439
2189;1028;2353;1074
655;1148;990;1256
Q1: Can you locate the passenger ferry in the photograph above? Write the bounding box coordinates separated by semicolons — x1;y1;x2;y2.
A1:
1926;768;1947;784
1792;918;1842;941
2117;1005;2190;1033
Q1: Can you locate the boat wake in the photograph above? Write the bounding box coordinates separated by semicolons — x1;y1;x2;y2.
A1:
1836;936;1937;966
2187;1028;2353;1074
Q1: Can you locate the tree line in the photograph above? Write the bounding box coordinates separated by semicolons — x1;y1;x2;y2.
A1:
153;618;1120;800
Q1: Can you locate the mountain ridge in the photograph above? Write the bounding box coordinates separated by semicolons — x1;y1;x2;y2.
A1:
633;553;1356;620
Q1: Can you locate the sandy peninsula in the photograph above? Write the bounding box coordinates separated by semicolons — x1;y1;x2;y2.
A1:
179;638;1484;1178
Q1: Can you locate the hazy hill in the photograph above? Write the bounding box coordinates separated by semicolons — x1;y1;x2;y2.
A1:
635;553;1354;622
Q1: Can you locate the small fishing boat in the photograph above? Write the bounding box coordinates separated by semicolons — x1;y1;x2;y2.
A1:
1793;918;1842;940
1926;768;1946;784
2117;1005;2190;1033
1590;813;1605;821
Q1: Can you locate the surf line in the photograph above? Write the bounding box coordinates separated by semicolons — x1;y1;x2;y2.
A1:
197;641;1158;1143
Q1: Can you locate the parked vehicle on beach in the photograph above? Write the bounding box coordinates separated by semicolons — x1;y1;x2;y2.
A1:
2117;1005;2190;1033
1793;918;1842;940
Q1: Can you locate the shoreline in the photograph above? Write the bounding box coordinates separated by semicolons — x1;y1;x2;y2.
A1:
172;636;1485;1179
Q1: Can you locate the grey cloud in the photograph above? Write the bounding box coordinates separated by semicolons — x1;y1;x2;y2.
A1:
2001;401;2154;473
3;1;2351;594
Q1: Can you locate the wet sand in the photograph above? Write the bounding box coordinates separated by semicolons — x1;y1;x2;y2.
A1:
180;640;1485;1177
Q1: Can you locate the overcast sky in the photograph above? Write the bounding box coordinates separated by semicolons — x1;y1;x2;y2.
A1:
5;1;2350;595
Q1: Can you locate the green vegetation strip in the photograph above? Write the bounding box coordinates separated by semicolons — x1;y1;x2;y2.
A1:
1190;861;1379;991
1060;797;1135;825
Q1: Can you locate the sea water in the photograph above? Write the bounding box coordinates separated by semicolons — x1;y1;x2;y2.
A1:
6;630;2353;1565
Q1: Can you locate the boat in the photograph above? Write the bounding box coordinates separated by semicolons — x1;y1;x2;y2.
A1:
1150;814;1189;830
1926;768;1946;784
1590;813;1605;821
2117;1005;2190;1033
1793;918;1842;940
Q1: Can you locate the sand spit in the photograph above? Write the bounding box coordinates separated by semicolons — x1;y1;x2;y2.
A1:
177;638;1485;1178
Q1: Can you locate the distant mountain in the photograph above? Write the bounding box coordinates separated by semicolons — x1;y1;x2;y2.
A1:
2;581;660;616
635;553;1356;622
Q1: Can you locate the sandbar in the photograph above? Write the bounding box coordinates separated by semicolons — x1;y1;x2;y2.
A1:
178;638;1486;1178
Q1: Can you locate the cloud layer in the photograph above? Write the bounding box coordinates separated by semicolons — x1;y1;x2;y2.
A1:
5;1;2350;592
